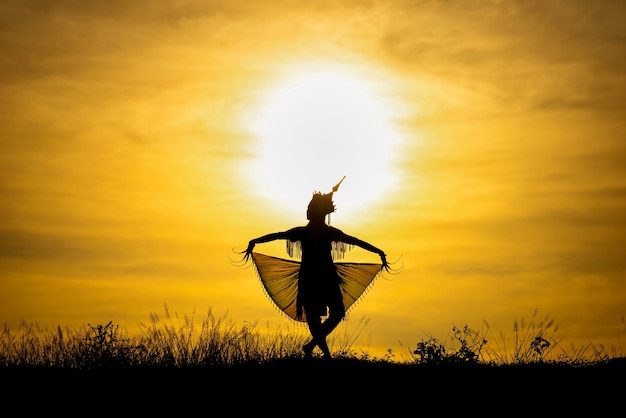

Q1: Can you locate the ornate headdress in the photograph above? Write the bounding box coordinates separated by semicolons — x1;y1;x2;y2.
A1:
307;176;346;221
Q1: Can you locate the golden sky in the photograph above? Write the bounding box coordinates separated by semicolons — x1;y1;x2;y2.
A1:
2;0;625;359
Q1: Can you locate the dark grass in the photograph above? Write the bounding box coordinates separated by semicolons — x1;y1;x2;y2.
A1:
3;356;624;414
2;307;624;411
3;307;622;367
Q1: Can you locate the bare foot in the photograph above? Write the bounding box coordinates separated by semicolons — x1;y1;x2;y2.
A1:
303;342;315;359
318;340;332;359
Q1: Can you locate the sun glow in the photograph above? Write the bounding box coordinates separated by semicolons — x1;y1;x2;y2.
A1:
247;64;403;217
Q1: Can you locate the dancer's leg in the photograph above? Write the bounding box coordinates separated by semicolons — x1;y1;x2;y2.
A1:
304;314;322;358
303;312;333;358
322;294;345;337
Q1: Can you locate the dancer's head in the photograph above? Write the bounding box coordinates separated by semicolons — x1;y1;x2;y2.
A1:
306;176;345;222
307;191;335;221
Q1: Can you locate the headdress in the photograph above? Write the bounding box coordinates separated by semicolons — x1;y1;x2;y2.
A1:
307;176;346;221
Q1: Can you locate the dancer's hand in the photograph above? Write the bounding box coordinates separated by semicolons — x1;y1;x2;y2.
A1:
243;241;255;262
380;252;389;271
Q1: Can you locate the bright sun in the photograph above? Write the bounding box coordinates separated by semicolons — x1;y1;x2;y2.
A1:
247;64;402;218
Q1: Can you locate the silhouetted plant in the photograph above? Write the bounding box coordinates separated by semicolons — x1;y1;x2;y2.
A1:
450;324;486;363
530;336;550;361
78;321;140;369
412;324;484;365
413;336;447;365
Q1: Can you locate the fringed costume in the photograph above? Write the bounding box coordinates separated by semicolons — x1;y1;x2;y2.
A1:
250;249;383;322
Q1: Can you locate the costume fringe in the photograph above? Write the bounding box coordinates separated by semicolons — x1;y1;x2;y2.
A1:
286;240;301;259
286;240;354;261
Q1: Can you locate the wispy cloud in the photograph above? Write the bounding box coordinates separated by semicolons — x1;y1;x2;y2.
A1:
1;0;625;356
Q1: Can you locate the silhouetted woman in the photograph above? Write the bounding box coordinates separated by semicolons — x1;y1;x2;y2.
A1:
240;177;390;359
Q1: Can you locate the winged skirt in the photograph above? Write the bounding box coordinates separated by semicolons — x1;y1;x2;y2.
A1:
250;252;383;322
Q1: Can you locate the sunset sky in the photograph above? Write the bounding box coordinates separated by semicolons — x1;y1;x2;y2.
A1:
2;0;625;359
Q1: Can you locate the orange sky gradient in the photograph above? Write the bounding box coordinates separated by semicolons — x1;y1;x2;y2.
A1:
1;0;625;360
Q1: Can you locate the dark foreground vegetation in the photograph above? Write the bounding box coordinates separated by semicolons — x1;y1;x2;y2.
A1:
2;307;624;411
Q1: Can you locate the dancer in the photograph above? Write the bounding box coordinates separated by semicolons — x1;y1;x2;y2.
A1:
239;177;391;359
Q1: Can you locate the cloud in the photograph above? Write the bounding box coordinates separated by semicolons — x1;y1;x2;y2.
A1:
377;0;626;115
2;0;625;355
